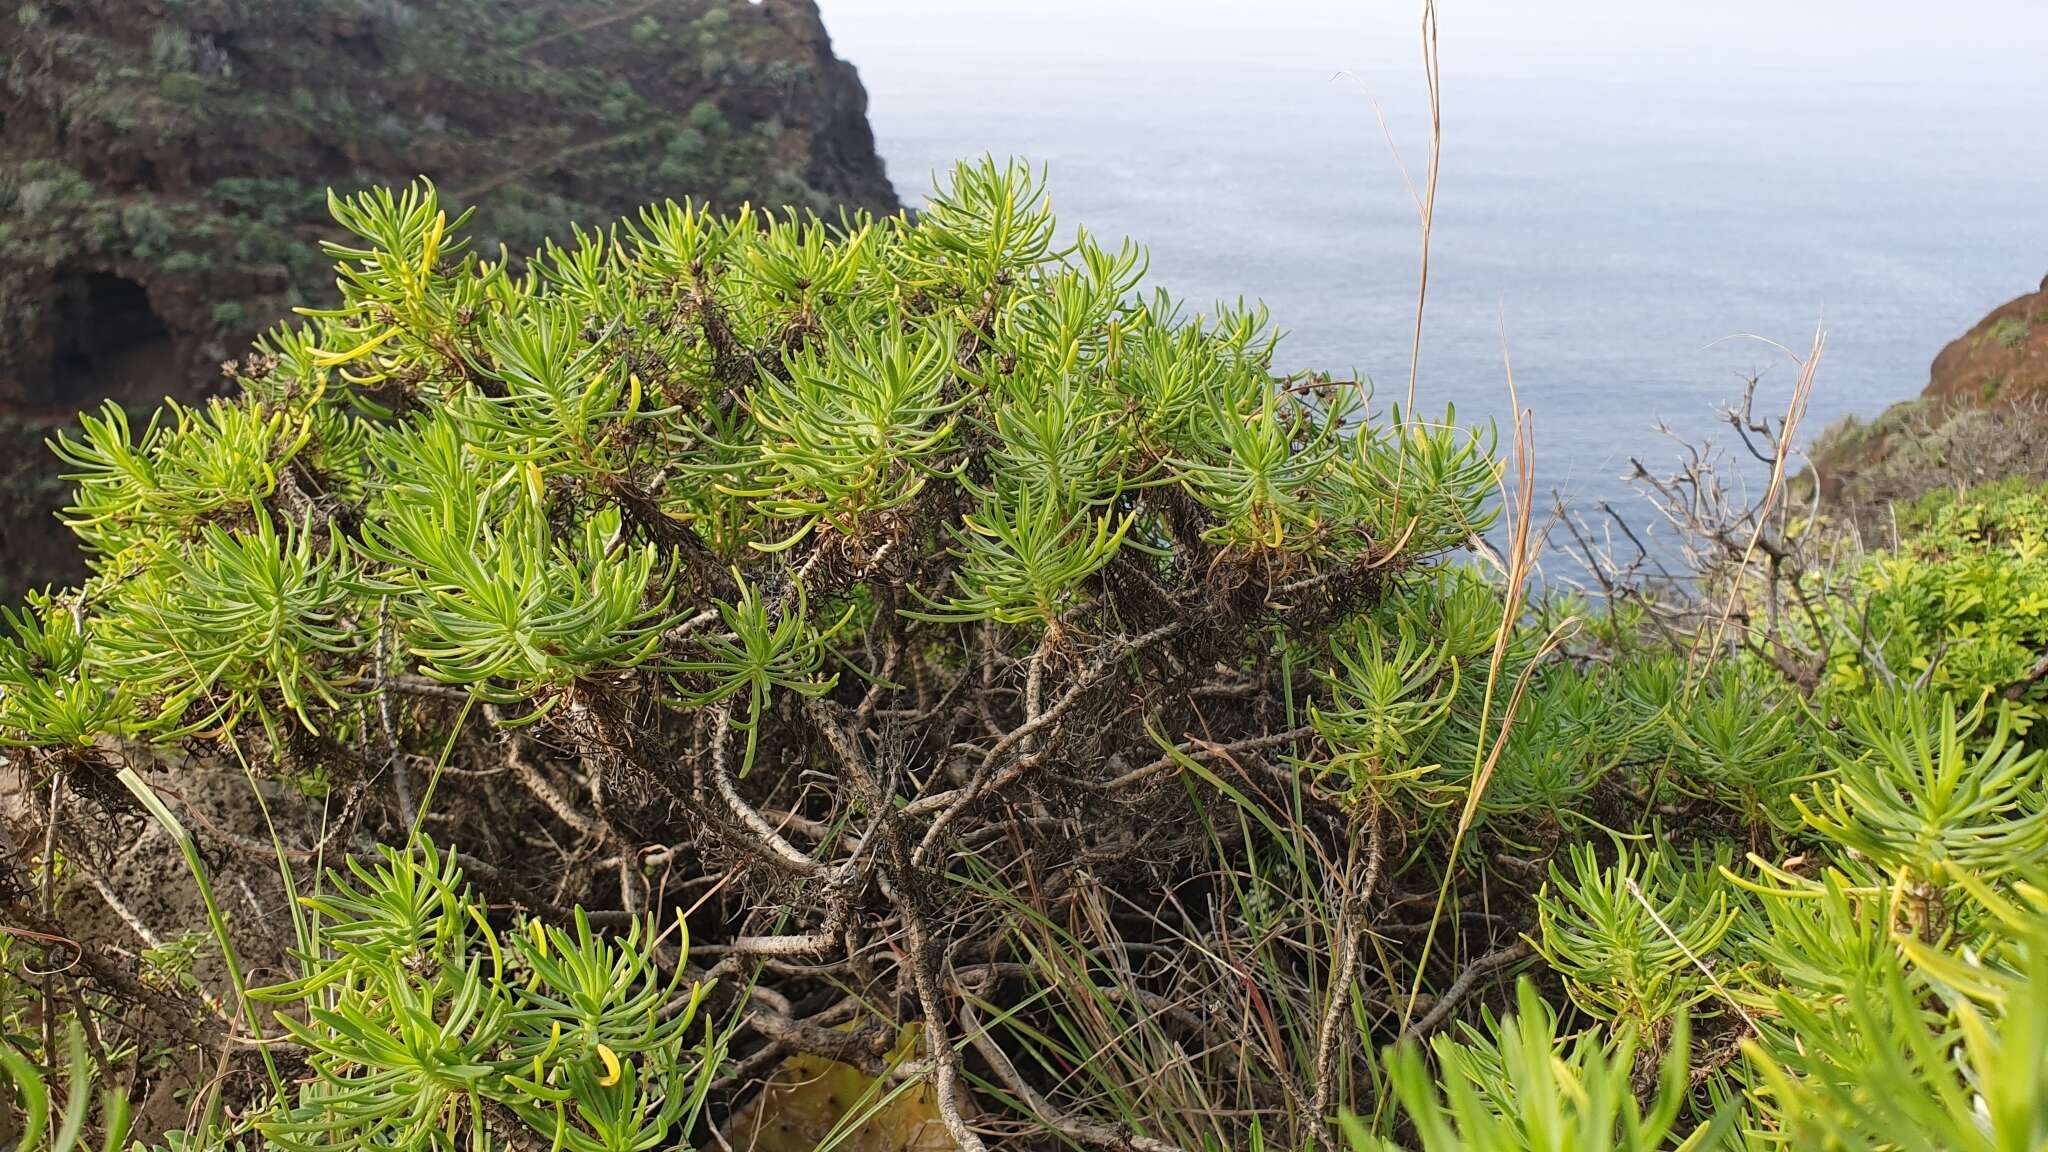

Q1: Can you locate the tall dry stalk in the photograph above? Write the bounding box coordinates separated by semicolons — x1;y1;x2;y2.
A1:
1394;322;1575;1038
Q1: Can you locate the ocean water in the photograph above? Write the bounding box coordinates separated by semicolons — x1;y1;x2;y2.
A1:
824;1;2048;563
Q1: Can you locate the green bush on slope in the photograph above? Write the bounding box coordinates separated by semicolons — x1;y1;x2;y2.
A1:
1;161;2046;1152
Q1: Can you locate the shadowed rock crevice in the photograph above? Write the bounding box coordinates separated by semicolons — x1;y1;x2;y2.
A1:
43;269;176;409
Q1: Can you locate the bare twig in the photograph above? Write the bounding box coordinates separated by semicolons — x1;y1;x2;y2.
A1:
1400;940;1533;1042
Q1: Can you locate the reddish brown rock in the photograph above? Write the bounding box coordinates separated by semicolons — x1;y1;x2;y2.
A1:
1924;276;2048;406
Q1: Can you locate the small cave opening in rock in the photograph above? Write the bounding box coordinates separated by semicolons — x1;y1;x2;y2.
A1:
40;270;178;409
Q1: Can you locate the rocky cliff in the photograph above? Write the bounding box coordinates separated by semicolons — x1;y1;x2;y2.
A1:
1925;276;2048;407
0;0;899;595
1805;275;2048;529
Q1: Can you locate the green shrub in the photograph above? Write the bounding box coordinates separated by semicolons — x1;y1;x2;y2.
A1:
120;202;174;259
6;159;2048;1152
1816;481;2048;718
159;250;208;275
1535;839;1738;1029
148;24;194;71
686;98;727;135
1346;981;1725;1152
1990;314;2031;349
254;840;721;1152
158;72;208;103
1;161;1498;1151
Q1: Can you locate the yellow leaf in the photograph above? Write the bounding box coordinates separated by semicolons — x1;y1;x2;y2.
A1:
309;326;400;367
712;1022;957;1152
420;211;446;279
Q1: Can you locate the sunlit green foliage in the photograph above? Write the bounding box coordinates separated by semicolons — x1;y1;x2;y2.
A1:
255;840;720;1152
0;160;1501;1152
1801;689;2047;884
1346;982;1727;1152
0;160;1496;757
0;590;129;747
1337;466;2048;1150
1814;480;2048;722
1535;840;1739;1029
6;157;2048;1152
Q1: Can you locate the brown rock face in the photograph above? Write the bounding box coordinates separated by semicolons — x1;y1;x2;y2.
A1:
1804;275;2048;530
0;0;899;596
1924;279;2048;406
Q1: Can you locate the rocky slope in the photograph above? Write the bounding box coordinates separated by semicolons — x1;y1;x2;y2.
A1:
1925;276;2048;406
0;0;899;596
1805;274;2048;530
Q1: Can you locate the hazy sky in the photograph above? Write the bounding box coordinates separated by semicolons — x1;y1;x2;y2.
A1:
827;1;2047;98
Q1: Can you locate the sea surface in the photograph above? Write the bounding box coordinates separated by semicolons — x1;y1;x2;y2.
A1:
825;1;2048;568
